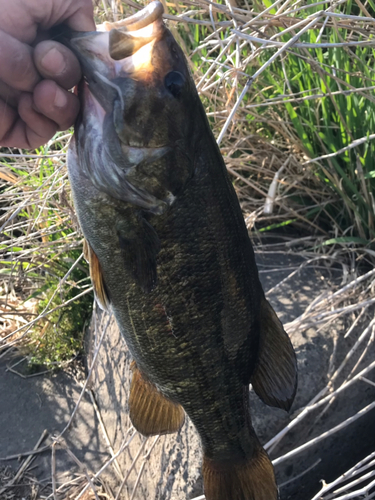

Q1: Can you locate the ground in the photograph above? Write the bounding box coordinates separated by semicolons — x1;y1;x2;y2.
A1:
0;249;374;500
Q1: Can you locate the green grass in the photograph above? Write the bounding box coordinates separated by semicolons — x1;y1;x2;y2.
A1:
28;249;93;369
1;134;93;367
182;0;375;247
2;0;375;367
254;30;375;242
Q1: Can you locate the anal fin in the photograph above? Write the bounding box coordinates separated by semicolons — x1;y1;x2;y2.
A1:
129;363;185;436
251;297;297;411
83;239;110;311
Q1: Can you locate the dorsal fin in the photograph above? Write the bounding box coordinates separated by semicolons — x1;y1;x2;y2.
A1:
83;239;110;311
251;297;297;411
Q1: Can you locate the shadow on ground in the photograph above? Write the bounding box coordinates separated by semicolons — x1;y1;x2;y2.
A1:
0;358;108;498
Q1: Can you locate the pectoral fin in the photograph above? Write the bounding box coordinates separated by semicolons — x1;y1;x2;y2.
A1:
117;213;160;293
129;363;185;436
251;298;297;411
83;239;110;311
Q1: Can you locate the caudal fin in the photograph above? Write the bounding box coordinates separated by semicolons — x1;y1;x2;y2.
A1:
202;445;278;500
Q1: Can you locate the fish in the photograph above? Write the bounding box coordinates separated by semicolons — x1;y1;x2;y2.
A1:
59;3;298;499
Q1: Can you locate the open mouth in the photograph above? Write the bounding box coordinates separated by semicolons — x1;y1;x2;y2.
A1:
103;1;164;33
99;1;165;65
65;1;166;83
70;1;167;137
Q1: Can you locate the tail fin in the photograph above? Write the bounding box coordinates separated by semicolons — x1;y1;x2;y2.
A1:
202;445;278;500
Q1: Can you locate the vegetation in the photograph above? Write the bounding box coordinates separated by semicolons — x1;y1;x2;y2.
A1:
0;2;374;499
0;142;93;367
172;0;375;250
1;0;375;365
252;16;375;243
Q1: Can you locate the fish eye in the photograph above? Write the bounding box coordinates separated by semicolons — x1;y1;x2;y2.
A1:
164;71;185;98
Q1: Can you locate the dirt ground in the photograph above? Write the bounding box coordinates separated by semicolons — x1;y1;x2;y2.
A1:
0;249;374;500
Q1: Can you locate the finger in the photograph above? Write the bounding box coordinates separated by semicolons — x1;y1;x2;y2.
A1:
29;0;96;32
18;93;58;142
34;41;82;90
0;29;40;92
0;80;21;109
33;80;80;131
0;95;56;149
64;0;96;31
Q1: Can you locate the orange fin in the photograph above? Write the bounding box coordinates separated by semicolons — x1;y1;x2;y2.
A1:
83;239;110;311
251;297;297;411
202;445;278;500
129;364;185;436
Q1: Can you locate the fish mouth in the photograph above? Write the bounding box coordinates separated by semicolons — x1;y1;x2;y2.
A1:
99;0;166;69
65;1;166;87
61;1;171;148
103;1;164;33
103;1;164;60
63;0;192;213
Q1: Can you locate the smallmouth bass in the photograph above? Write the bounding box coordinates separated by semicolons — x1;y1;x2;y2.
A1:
61;4;297;498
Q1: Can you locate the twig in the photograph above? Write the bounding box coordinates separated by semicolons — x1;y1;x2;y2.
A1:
0;287;94;348
89;389;124;482
304;133;375;165
114;437;148;500
360;376;375;388
272;401;375;466
0;429;48;496
59;441;100;500
279;459;322;488
216;13;323;144
51;442;57;500
264;359;375;452
129;461;146;500
75;431;137;500
311;452;375;500
57;314;111;438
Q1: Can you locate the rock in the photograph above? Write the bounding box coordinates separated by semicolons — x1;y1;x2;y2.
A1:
87;252;375;499
86;310;203;500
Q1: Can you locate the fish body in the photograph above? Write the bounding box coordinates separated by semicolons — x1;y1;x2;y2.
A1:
62;5;297;499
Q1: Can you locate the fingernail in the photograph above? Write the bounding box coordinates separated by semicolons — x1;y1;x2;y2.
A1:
40;48;67;76
54;87;68;108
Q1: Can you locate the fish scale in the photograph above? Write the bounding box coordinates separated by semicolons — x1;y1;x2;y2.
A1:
59;3;298;498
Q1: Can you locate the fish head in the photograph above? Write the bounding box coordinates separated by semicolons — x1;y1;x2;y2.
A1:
61;2;199;212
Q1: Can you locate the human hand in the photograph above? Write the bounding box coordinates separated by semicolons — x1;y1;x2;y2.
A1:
0;0;95;149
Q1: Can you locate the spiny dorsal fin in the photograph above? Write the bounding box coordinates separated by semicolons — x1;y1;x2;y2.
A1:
83;239;110;311
129;363;185;436
251;297;297;412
